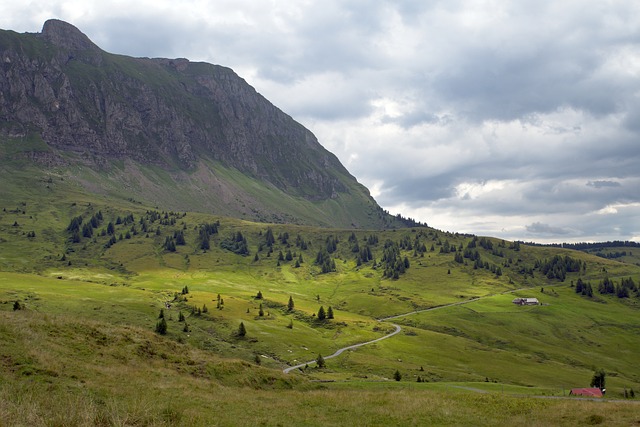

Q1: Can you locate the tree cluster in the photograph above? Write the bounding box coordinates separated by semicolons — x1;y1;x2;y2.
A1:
325;235;339;254
220;231;249;255
315;250;336;273
67;211;103;243
598;276;637;298
198;221;219;251
381;240;410;279
575;278;593;297
535;255;585;281
316;305;334;321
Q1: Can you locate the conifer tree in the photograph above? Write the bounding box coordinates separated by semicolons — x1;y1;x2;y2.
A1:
317;306;326;321
155;317;168;335
288;295;295;311
316;353;326;368
591;368;606;390
238;322;247;337
327;306;334;319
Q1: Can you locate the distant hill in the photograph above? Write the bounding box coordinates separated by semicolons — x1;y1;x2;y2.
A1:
521;240;640;267
0;19;407;229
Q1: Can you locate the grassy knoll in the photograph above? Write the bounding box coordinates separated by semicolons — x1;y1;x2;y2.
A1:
1;168;640;424
2;310;640;427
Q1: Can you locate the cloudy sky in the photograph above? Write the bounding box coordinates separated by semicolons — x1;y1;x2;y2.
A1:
2;1;639;243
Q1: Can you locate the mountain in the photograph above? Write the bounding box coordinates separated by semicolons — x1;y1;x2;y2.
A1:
0;19;401;228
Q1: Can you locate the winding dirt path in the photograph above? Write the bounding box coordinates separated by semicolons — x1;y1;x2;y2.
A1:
283;323;401;374
282;286;539;373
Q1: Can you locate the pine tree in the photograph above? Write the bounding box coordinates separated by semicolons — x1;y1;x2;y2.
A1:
317;306;326;321
237;322;247;337
287;296;295;311
316;353;326;368
590;368;606;390
155;317;167;335
259;304;264;317
327;306;334;319
394;370;402;381
265;227;275;247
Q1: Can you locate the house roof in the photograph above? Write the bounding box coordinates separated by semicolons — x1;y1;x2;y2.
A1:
570;388;603;397
512;297;540;303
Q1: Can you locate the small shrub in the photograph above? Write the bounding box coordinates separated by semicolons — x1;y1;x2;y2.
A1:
585;414;604;425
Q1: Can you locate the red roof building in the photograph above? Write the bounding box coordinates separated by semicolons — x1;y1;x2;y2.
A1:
569;388;603;397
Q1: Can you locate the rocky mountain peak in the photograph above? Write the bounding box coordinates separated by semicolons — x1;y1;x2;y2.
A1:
0;20;399;228
40;19;100;53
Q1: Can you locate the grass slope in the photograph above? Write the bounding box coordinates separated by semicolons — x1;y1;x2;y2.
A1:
2;311;640;426
0;133;392;229
1;163;640;424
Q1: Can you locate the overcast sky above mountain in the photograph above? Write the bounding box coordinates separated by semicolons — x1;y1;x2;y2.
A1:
2;1;639;243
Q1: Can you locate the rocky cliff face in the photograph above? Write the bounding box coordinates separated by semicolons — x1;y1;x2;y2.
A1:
0;20;398;228
1;20;351;196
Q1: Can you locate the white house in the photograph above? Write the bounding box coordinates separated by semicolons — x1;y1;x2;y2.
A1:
512;297;540;306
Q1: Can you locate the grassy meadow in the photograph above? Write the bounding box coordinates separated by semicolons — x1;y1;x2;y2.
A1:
1;163;640;425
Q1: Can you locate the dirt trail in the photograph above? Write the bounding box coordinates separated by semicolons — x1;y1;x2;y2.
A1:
283;323;401;374
282;286;540;373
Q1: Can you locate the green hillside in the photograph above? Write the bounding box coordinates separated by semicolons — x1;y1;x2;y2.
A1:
1;165;640;424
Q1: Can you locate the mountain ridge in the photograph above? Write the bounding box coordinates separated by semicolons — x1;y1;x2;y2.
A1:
0;19;404;228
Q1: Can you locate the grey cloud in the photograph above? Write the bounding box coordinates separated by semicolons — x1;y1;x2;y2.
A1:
525;222;572;235
373;175;457;206
4;0;640;242
587;180;621;188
